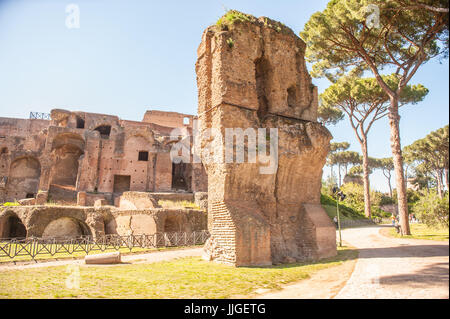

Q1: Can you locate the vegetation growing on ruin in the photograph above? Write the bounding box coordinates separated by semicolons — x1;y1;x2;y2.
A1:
226;37;234;48
215;10;292;35
0;247;357;299
157;200;201;210
1;201;20;207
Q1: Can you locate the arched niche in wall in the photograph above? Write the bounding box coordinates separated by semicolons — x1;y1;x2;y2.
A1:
0;211;27;239
50;133;85;187
7;156;41;198
42;217;91;239
94;125;112;139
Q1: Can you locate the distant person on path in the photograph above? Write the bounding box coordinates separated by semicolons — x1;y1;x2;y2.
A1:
394;218;403;235
391;215;396;226
333;216;338;228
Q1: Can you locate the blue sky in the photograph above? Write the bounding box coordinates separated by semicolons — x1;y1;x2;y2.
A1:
0;0;448;192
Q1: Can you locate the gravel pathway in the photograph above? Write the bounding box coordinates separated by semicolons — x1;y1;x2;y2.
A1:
335;225;449;299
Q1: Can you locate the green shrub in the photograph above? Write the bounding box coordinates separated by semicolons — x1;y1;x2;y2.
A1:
379;194;395;206
320;193;365;219
413;191;449;228
339;183;389;217
392;189;421;204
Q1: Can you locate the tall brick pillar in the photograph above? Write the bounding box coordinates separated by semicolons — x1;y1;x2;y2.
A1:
196;12;336;266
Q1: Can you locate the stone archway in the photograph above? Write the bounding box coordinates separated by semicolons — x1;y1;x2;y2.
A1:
50;133;85;187
171;162;192;191
164;216;181;233
0;212;27;238
50;144;83;186
42;217;91;239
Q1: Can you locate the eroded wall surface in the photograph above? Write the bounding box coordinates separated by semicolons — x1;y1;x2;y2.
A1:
0;205;207;239
196;13;336;266
0;108;208;204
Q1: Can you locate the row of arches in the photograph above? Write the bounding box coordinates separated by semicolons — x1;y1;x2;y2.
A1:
0;212;93;239
0;213;181;239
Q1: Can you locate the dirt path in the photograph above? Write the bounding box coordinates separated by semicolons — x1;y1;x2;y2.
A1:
250;257;357;299
257;225;448;299
335;225;448;299
0;247;203;271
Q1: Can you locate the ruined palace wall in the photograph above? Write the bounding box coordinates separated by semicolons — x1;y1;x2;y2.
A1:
197;14;336;266
0;118;49;138
143;110;194;129
0;205;207;239
1;108;206;204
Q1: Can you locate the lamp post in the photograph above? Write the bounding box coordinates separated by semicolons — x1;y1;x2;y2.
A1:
333;187;346;247
336;194;342;247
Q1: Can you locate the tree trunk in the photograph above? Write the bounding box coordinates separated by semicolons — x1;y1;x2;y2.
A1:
387;173;392;198
338;163;341;187
436;169;444;198
404;166;408;188
360;138;372;219
445;168;449;193
388;97;410;235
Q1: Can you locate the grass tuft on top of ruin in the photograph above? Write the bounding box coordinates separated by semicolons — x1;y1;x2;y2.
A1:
215;10;294;36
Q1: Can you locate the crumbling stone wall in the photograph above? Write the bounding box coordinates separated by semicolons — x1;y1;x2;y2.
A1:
0;108;208;204
0;204;207;239
196;12;336;266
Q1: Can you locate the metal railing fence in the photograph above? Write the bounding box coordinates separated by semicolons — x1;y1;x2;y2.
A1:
0;230;210;261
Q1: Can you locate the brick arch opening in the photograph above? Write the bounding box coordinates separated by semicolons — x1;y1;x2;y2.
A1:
164;216;181;233
0;212;27;239
50;144;84;187
42;217;91;239
172;162;192;191
94;125;111;139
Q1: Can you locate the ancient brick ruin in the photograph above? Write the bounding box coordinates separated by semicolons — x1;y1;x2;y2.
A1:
0;109;208;238
0;109;207;204
0;204;206;239
196;13;336;266
0;12;336;267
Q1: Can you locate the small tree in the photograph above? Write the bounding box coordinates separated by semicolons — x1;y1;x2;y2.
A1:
328;150;361;186
404;125;449;197
376;157;395;197
413;191;449;228
327;141;350;184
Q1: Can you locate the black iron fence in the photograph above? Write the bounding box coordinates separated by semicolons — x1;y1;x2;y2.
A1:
0;230;210;261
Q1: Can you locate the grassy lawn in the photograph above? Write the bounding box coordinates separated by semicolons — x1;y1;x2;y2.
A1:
381;223;449;241
322;205;363;220
0;246;358;299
